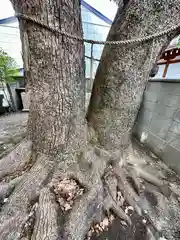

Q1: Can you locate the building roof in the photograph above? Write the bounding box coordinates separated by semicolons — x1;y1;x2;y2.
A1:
158;36;180;63
81;0;112;24
0;16;15;24
166;37;179;51
0;0;112;25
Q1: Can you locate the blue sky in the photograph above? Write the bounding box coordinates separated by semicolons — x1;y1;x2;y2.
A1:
0;0;117;21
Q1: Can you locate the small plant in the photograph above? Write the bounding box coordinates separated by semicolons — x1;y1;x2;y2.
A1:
0;48;20;111
177;36;180;49
0;48;19;83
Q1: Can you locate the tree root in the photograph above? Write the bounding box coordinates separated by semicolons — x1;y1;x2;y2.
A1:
0;176;22;203
103;193;131;225
114;166;142;215
0;154;55;239
31;188;59;240
52;144;168;239
0;139;32;179
100;142;173;229
64;184;104;240
137;168;165;187
52;144;175;239
0;142;175;239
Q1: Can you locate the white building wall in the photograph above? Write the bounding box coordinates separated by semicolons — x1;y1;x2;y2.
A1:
154;64;165;79
154;55;180;79
0;22;22;67
166;62;180;79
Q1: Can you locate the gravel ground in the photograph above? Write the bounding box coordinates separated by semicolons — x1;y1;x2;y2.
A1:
0;112;28;156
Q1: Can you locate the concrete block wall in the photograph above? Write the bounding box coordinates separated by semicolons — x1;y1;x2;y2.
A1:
133;79;180;175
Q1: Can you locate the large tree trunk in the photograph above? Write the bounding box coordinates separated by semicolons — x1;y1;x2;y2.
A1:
14;0;85;156
87;0;180;151
0;0;86;239
0;0;180;239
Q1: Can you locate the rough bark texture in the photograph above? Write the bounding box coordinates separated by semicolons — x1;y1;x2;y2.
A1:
0;139;31;179
31;188;59;240
1;0;180;240
0;0;86;239
12;0;85;156
87;0;180;151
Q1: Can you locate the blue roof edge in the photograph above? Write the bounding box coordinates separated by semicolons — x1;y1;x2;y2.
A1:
0;16;16;24
0;1;112;25
81;0;112;24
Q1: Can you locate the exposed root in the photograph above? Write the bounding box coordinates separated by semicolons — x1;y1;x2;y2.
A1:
31;188;59;240
0;141;174;239
137;168;165;187
0;154;56;239
64;183;104;240
54;143;171;239
104;194;131;225
0;139;32;179
88;141;174;235
0;176;22;203
103;172;131;224
0;132;27;160
104;169;118;201
113;166;142;215
128;168;142;195
20;202;38;239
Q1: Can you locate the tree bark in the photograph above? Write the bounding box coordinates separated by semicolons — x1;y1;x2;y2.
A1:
0;0;180;239
87;0;180;151
0;0;86;239
11;0;85;156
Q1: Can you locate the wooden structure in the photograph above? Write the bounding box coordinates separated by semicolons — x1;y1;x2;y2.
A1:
157;37;180;78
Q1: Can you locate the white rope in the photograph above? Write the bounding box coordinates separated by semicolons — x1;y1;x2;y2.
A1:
148;39;155;74
16;13;180;45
